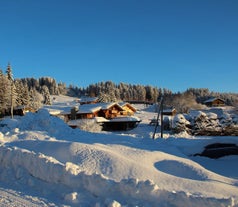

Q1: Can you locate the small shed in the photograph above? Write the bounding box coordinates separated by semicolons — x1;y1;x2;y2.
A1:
102;116;141;131
204;98;225;107
3;106;35;116
162;108;176;116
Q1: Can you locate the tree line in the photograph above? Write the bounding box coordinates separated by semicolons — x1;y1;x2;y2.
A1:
0;63;67;117
70;82;238;113
1;63;237;117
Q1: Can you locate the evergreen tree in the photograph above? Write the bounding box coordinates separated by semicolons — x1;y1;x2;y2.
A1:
0;69;10;116
15;80;30;106
29;88;43;110
6;63;17;118
41;85;51;105
145;85;154;101
58;82;67;95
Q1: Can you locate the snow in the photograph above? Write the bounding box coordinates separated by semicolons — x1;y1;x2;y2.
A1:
59;102;124;115
109;116;141;122
0;95;238;206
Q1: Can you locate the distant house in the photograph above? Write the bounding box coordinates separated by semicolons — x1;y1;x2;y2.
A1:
98;103;124;119
204;98;225;107
3;106;35;117
119;102;137;116
162;108;177;116
60;102;141;131
61;102;125;122
79;97;99;105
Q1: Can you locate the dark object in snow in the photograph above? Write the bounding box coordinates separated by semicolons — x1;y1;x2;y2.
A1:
194;143;238;159
102;117;141;131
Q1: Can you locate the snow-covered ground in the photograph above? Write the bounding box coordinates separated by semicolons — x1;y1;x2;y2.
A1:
0;95;238;207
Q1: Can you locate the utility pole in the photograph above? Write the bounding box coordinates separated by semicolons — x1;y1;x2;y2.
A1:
160;98;164;138
152;96;163;139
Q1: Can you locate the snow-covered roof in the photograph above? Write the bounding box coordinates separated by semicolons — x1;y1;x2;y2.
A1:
109;116;141;122
163;108;176;113
94;117;109;123
48;109;62;116
76;102;123;114
204;97;225;103
76;104;102;114
118;102;137;111
79;96;98;103
59;102;124;115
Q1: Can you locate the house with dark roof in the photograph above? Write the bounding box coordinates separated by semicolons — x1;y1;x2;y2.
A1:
162;107;177;116
204;98;225;107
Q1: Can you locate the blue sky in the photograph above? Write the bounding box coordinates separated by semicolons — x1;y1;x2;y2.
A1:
0;0;237;93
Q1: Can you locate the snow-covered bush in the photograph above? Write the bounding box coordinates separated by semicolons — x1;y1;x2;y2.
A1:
220;113;238;135
206;112;221;130
191;111;222;135
171;108;238;136
172;114;191;134
220;112;233;127
231;113;238;124
76;119;102;132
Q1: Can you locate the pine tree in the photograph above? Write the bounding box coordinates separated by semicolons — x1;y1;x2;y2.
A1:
6;63;17;118
29;88;43;110
0;69;9;116
41;85;51;105
15;80;30;106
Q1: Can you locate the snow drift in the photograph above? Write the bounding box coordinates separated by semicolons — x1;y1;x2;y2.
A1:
0;145;234;207
0;101;238;206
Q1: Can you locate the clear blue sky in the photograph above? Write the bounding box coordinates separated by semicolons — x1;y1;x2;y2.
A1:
0;0;237;93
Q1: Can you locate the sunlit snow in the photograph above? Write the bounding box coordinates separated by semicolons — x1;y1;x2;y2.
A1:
0;95;238;207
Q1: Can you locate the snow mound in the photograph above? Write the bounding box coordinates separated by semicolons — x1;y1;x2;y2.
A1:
0;145;234;207
0;109;76;140
155;160;208;181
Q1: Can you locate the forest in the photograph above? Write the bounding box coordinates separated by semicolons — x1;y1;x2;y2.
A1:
0;63;237;117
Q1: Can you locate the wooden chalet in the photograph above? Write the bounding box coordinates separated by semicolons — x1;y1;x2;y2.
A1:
98;103;124;119
60;102;141;131
61;102;125;122
204;98;225;107
119;102;137;116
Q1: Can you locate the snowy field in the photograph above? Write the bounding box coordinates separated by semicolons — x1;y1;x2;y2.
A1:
0;95;238;207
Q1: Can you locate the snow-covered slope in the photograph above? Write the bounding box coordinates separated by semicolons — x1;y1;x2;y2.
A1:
0;95;238;206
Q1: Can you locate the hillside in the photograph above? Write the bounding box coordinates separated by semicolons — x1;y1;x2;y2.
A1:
0;95;238;206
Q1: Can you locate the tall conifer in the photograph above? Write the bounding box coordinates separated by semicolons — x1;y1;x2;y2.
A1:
6;63;17;118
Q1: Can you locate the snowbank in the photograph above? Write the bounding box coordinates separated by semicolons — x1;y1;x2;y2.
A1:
0;145;234;207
